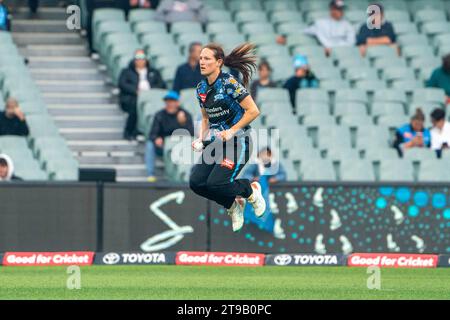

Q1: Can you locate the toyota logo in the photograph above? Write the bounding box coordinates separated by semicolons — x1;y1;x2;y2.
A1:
103;253;120;265
274;255;292;266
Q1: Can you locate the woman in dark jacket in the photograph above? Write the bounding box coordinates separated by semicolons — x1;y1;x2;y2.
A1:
118;50;166;139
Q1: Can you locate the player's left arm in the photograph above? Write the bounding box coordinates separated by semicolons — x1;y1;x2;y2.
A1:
220;96;260;140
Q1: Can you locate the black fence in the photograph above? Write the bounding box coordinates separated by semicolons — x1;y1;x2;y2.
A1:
0;182;449;254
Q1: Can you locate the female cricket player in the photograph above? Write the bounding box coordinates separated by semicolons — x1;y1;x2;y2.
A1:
189;43;266;232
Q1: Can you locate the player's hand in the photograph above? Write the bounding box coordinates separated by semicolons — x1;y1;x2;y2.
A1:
218;128;235;141
192;138;204;152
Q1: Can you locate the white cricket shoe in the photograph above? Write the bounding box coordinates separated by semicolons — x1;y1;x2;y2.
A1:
227;198;245;232
248;181;266;218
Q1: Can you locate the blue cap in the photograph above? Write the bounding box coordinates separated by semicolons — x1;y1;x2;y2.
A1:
293;54;309;69
163;90;179;101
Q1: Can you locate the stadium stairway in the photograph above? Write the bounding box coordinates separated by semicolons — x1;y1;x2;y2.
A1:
11;1;155;182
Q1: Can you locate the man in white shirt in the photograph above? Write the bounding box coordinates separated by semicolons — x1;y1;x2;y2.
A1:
430;108;450;157
303;0;355;56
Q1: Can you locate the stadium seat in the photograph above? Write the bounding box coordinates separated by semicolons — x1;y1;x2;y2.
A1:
418;160;450;182
270;11;303;25
206;22;239;35
228;0;263;12
257;88;290;104
340;160;376;182
335;89;368;105
334;102;368;119
378;159;414;181
235;11;268;25
264;0;297;12
393;21;418;35
206;9;233;22
300;159;337;181
128;9;157;27
296;88;329;104
171;22;203;39
412;88;447;107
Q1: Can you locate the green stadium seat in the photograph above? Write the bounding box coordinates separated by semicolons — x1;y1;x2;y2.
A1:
297;102;330;118
257;44;290;58
235;11;268;25
206;22;239;35
403;148;438;162
264;1;298;12
414;9;447;28
317;126;353;150
364;147;400;162
373;89;407;105
335;89;368;104
92;8;125;31
247;33;278;46
340;160;376;182
378;159;414;181
270;11;303;25
132;21;167;39
344;10;366;25
391;79;424;92
285;33;318;48
292;45;327;59
376;114;409;128
339;114;374;127
331;46;361;63
229;0;263;12
422;22;450;43
170;22;203;38
241;22;274;35
206;9;232;22
140;33;174;51
301;159;336;181
418;160;450;182
305;10;329;24
412;88;447;106
296;88;329;104
382;67;416;85
320;79;350;91
334;102;368;118
397;33;429;47
401;44;434;62
128;9;157;27
257;88;290;104
393;21;418;35
372;102;406;121
385;10;411;23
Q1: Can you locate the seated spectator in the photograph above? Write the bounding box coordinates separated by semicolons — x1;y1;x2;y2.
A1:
119;49;166;140
250;60;277;100
393;108;431;157
0;154;22;181
118;0;160;16
426;53;450;104
155;0;207;24
430;108;450;158
283;55;319;113
145;91;194;182
356;3;398;56
0;0;11;31
242;147;287;184
0;98;29;136
303;0;355;56
173;42;203;93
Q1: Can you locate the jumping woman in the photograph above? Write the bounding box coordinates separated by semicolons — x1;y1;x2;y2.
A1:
189;43;266;232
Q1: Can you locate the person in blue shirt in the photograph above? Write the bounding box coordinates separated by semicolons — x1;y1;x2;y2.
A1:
356;3;398;56
393;108;431;157
283;54;319;113
242;147;287;184
0;0;10;31
173;42;204;93
189;43;267;233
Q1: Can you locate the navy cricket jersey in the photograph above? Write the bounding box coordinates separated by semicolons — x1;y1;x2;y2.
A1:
196;71;250;134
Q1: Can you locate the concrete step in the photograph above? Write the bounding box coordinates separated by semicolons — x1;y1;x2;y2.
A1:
76;153;144;165
30;68;104;81
36;80;109;93
53;115;126;128
79;164;148;178
48;104;123;116
13;32;82;46
12;7;69;20
28;56;96;69
59;127;123;140
24;44;88;57
43;92;113;104
12;19;69;33
68;140;142;153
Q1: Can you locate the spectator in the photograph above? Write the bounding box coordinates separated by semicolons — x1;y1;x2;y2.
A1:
119;49;166;140
393;108;431;157
173;42;203;93
356;3;398;56
118;0;160;16
430;108;450;158
283;54;319;112
28;0;39;14
145;90;194;182
0;98;29;136
426;53;450;104
86;0;119;53
0;0;11;31
155;0;207;24
303;0;355;56
250;60;277;100
242;147;287;184
0;154;22;181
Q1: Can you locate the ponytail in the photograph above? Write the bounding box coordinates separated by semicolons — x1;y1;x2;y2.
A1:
412;108;425;122
223;43;257;87
203;42;257;87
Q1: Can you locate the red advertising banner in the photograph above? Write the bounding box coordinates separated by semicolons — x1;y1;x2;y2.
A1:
3;252;95;266
348;253;438;268
176;251;265;267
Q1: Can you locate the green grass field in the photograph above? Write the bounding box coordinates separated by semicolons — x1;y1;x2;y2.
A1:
1;266;450;300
